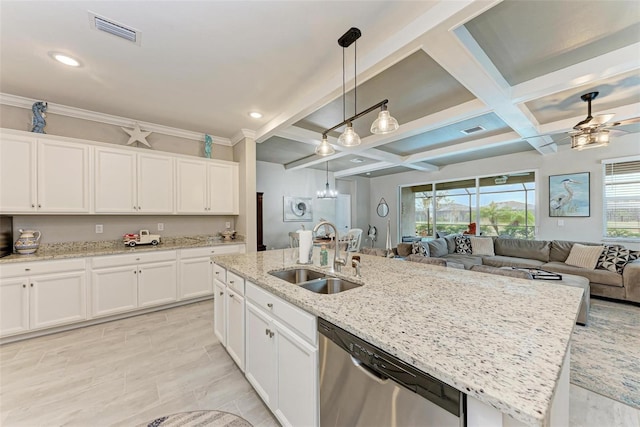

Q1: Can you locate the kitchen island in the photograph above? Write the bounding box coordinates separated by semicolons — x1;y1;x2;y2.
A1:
213;248;583;427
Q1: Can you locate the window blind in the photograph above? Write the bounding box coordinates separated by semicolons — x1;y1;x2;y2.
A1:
604;160;640;238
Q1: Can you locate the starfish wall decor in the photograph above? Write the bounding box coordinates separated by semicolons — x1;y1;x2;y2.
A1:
122;123;152;148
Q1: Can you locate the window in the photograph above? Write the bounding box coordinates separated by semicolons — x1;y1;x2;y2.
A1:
400;172;536;240
603;159;640;239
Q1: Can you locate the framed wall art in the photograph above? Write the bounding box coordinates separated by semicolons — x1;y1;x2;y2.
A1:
284;196;313;222
549;172;590;217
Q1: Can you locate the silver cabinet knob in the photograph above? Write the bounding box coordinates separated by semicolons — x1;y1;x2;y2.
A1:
30;283;33;287
269;331;274;338
31;204;35;208
134;271;137;274
25;268;30;271
38;204;41;208
267;303;273;308
229;280;234;284
229;294;234;298
219;291;223;296
22;284;26;288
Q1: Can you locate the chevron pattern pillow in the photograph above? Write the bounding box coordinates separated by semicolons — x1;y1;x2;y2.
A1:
596;246;631;274
411;241;429;256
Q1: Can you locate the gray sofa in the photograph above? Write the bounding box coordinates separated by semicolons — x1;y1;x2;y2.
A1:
397;236;640;304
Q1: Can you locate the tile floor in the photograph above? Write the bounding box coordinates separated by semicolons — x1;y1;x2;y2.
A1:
1;300;638;427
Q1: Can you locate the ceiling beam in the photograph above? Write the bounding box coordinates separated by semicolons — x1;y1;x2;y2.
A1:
334;162;396;178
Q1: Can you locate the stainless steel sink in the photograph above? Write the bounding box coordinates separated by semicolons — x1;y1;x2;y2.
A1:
299;277;362;294
268;268;326;284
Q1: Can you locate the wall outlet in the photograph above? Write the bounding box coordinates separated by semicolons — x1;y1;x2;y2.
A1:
225;222;231;229
95;224;103;234
557;219;564;227
157;223;164;231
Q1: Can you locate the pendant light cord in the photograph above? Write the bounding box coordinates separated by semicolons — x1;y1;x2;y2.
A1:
354;39;357;116
342;47;346;122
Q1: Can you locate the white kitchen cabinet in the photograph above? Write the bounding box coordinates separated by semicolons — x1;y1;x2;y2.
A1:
245;281;318;427
213;279;226;344
178;256;213;299
177;158;239;214
0;259;87;338
91;251;177;318
95;147;174;214
226;288;245;370
0;136;89;213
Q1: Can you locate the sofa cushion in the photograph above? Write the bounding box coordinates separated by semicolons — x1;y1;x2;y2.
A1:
470;236;495;256
361;247;388;257
442;253;483;269
470;265;533;280
406;254;446;266
482;256;545;269
444;234;458;254
396;243;413;257
412;241;429;256
494;238;550;262
542;261;623;287
565;243;604;269
549;240;603;262
427;238;449;257
454;235;472;254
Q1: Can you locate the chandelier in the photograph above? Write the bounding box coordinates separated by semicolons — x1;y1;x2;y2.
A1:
315;27;399;156
317;161;338;199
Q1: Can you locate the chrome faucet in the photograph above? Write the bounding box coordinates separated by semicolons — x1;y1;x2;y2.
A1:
313;221;346;272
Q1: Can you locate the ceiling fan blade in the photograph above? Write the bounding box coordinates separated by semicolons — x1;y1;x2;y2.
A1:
592;113;615;125
573;116;593;130
609;117;640;127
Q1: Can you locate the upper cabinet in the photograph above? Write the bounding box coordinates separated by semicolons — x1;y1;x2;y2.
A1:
177;159;239;214
0;130;239;216
0;135;89;213
95;147;174;214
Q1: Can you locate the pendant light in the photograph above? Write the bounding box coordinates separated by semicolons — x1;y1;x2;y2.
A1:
317;162;338;199
321;27;399;148
315;134;335;156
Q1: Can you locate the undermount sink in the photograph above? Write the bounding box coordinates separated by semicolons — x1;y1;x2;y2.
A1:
268;268;362;294
299;277;362;294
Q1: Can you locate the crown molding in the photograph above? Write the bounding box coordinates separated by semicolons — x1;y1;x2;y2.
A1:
0;92;232;146
231;129;256;145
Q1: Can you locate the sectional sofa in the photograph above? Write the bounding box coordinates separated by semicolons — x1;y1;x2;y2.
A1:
395;236;640;304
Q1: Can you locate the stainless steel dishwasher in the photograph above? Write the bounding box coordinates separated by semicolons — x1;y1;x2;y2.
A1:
318;318;465;427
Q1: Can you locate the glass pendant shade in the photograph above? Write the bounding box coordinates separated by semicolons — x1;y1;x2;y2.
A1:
370;109;399;134
315;136;335;156
571;130;610;150
317;162;338;198
337;123;361;147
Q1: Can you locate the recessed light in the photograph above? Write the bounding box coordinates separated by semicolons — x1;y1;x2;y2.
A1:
249;112;262;119
366;172;371;175
350;158;365;163
50;53;81;67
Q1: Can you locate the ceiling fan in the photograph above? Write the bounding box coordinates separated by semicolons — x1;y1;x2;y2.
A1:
529;91;640;150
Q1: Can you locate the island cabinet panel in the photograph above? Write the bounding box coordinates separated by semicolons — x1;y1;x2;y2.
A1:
0;135;37;212
245;281;318;427
213;279;226;345
0;259;87;337
226;289;245;371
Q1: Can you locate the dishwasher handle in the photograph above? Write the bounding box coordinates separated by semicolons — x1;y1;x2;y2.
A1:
350;355;389;385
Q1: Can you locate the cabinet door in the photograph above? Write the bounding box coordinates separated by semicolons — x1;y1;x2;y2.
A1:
0;277;29;336
178;257;212;299
138;261;177;308
208;162;239;214
138;153;174;213
30;271;86;330
226;290;245;371
94;147;136;213
0;136;37;212
91;265;138;317
275;320;318;427
245;301;277;408
213;279;226;345
37;140;90;212
176;159;208;213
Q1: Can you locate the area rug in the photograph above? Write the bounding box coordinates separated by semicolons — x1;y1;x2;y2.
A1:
143;410;252;427
570;298;640;409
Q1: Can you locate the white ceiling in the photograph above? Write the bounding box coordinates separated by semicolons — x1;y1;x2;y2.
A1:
1;0;639;178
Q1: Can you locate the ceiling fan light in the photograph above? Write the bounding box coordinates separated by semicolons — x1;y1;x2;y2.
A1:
370;109;399;134
315;135;335;156
337;123;361;147
571;130;610;150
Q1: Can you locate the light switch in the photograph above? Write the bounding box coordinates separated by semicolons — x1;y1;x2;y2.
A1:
557;219;564;227
226;222;231;228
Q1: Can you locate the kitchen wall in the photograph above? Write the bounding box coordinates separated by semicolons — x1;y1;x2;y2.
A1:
234;136;257;252
12;215;233;244
368;133;640;251
336;176;371;234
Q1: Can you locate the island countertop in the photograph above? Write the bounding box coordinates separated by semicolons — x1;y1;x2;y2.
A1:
213;249;583;427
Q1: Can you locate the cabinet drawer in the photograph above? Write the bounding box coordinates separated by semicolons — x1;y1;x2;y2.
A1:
246;281;316;344
226;271;245;295
0;259;86;278
213;263;226;283
92;250;176;269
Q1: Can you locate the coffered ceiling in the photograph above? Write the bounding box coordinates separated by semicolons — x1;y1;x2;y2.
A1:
1;1;639;178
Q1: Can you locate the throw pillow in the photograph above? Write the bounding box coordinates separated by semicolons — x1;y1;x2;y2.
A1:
427;238;449;258
470;237;495;256
411;241;429;256
396;243;413;257
597;245;631;274
629;250;640;262
565;243;605;270
454;235;472;254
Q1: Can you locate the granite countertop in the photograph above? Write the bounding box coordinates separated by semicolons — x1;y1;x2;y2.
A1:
213;248;583;427
0;236;245;264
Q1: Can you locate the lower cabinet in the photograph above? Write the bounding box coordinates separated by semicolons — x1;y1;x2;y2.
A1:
226;288;245;370
215;267;246;372
245;281;318;427
179;244;246;300
213;278;226;344
0;259;87;338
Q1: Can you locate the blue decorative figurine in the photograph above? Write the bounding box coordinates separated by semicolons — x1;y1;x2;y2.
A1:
31;101;48;133
204;134;213;158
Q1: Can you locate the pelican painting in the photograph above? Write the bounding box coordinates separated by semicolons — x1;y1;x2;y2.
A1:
549;172;590;217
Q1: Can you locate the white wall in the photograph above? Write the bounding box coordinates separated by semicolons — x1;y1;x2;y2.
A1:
337;176;371;236
369;133;640;250
256;161;338;249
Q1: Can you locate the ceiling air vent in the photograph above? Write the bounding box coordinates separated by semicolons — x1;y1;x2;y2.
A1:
89;12;141;45
460;125;485;135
